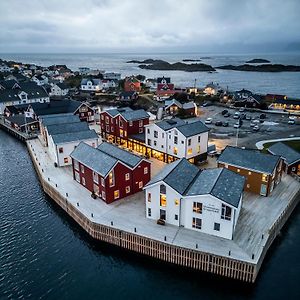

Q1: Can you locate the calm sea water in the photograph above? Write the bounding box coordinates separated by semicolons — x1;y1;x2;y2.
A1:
1;52;300;98
0;130;299;299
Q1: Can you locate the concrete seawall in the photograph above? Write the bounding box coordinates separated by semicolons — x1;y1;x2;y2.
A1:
26;140;300;283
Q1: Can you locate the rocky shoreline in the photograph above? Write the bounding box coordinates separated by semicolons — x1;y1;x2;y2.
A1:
216;64;300;72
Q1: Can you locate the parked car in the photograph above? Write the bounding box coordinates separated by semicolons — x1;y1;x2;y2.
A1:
288;119;295;125
233;112;240;119
208;150;218;157
205;118;212;124
250;122;256;127
253;125;260;131
222;121;229;127
239;107;245;112
221;109;228;115
240;113;246;120
246;115;251;120
215;121;223;126
234;122;241;128
224;112;231;118
260;113;266;119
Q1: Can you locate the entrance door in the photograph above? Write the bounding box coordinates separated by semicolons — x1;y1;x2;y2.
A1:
260;184;267;196
160;209;166;220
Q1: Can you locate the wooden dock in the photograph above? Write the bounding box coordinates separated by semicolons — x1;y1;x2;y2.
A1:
26;138;300;283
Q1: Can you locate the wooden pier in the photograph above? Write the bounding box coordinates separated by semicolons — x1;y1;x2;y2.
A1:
26;139;300;283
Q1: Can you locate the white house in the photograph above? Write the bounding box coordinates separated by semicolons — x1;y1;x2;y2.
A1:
0;63;11;72
41;114;99;166
101;79;117;90
144;158;245;240
80;78;102;91
31;74;49;86
204;82;222;95
50;82;69;96
145;118;209;163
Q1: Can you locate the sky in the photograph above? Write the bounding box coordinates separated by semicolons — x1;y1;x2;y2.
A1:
0;0;299;53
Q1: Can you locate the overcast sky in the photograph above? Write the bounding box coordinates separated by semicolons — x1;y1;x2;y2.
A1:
0;0;299;53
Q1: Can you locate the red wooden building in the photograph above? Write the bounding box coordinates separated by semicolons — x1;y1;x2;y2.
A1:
100;107;149;142
156;77;175;97
70;142;151;203
124;76;141;92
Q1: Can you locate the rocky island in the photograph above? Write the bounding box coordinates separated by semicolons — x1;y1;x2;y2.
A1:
246;58;271;63
216;64;300;72
182;59;201;62
127;59;215;72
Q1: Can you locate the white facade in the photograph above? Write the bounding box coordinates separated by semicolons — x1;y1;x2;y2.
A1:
145;123;208;160
145;182;242;240
50;84;69;96
31;75;49;86
81;80;102;91
101;80;117;90
0;64;11;72
48;136;99;167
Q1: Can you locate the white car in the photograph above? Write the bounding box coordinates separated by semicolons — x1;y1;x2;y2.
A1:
233;112;240;119
205;118;212;124
253;125;259;131
234;122;241;128
288;119;295;125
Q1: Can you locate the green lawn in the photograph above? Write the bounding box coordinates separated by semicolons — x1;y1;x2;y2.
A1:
263;140;300;153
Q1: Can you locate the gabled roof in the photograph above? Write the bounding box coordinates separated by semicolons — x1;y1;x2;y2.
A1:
70;142;117;177
182;102;196;109
104;107;149;121
5;114;37;126
40;114;80;126
165;99;182;109
218;146;281;174
105;107;132;117
56;82;69;90
155;118;186;131
268;142;300;165
157;77;171;84
176;120;209;137
46;121;89;136
186;168;245;208
0;79;19;89
145;158;199;195
52;129;98;145
97;142;143;168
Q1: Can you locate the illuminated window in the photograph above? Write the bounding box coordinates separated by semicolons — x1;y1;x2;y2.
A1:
193;202;202;214
247;184;250;188
101;115;104;120
197;145;201;153
237;169;240;173
114;190;119;199
187;148;192;155
148;192;151;202
160;194;167;207
120;129;124;137
125;173;130;180
139;181;143;188
192;217;202;229
173;147;178;155
64;157;68;164
262;174;268;182
126;186;130;193
109;171;115;187
221;204;232;221
248;171;252;175
175;199;179;206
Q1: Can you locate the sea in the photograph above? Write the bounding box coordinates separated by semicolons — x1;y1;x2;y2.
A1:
1;52;300;97
0;131;300;299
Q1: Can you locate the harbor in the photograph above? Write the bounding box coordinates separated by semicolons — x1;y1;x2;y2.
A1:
27;137;300;283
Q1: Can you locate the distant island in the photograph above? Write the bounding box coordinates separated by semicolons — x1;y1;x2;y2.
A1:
182;59;201;62
126;59;215;72
246;58;271;63
200;57;212;59
216;64;300;72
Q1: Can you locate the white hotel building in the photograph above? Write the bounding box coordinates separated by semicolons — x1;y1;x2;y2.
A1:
144;159;245;240
144;118;209;164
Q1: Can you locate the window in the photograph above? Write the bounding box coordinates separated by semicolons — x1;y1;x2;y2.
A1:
125;173;130;181
174;136;178;144
101;114;104;120
139;128;143;133
144;167;148;174
109;171;115;187
102;191;106;200
154;130;158;138
192;217;202;229
105;116;109;124
193;202;202;214
147;139;151;146
120;129;124;137
175;199;179;206
75;171;80;182
154;141;157;146
81;165;84;173
248;171;252;175
221;204;232;221
237;169;240;173
126;186;130;193
111;127;114;132
173;147;178;155
82;177;86;186
214;223;220;231
139;120;143;127
59;147;63;153
106;125;109;132
129;121;133;126
188;138;191;146
139;181;143;188
64;157;68;164
148;208;151;217
187;148;192;155
197;145;200;153
119;119;123;128
101;177;105;187
162;133;164;138
74;160;79;171
160;194;166;207
175;214;178;221
181;140;184;144
262;174;268;182
94;184;99;196
114;190;119;199
147;128;150;134
93;172;99;183
148;192;151;202
198;136;201;143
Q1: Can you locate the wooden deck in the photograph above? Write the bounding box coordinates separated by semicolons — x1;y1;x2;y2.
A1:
26;138;300;282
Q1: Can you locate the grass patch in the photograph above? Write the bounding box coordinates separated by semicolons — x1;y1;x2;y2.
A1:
262;140;300;153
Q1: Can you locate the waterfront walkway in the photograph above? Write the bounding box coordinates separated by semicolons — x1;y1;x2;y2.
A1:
27;138;300;266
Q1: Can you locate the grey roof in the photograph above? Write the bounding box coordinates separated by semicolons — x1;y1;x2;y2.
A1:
47;121;89;135
268;142;300;165
97;142;143;168
105;107;132;117
105;107;148;121
41;114;80;126
156;118;186;131
81;78;101;85
5;114;37;126
56;82;69;90
70;142;117;177
182;102;196;109
218;146;281;174
176;120;209;137
186;168;245;208
145;158;199;195
165;99;182;108
52;129;98;145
